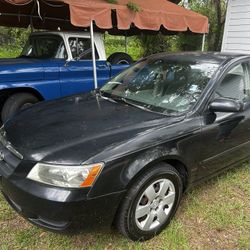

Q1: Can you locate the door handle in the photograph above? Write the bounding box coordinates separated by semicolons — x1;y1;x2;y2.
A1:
97;64;108;69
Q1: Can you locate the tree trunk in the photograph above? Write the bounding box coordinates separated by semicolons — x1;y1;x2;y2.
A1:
210;0;226;51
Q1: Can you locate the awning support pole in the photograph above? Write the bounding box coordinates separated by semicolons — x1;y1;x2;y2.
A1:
90;20;98;89
202;33;206;52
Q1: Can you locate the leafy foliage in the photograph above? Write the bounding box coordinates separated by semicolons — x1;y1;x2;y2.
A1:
0;47;21;58
104;34;142;60
106;0;118;4
0;26;31;49
138;34;171;57
0;26;31;58
137;0;227;55
127;1;141;12
178;0;227;51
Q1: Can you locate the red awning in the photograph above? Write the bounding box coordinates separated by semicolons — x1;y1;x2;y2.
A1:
0;0;208;35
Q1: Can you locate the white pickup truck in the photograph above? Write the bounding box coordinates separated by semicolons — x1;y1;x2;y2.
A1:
0;31;133;122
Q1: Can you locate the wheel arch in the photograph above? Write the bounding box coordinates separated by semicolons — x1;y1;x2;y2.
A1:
127;157;189;193
112;153;189;228
0;87;44;113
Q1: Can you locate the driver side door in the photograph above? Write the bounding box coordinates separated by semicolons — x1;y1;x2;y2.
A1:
197;60;250;179
60;37;110;97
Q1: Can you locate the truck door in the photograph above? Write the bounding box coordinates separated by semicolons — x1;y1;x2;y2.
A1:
60;37;110;97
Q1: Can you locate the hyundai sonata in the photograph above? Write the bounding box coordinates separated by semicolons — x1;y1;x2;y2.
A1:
0;52;249;241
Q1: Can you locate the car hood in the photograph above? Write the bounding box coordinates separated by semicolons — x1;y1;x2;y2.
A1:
4;93;184;165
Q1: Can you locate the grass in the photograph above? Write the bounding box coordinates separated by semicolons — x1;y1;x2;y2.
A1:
0;163;249;250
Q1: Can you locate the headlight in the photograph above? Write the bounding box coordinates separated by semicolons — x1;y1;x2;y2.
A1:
27;162;104;188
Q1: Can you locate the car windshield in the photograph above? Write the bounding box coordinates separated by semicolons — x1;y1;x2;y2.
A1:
20;35;67;59
101;58;219;115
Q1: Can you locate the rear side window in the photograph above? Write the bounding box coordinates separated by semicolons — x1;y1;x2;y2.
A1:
68;37;99;60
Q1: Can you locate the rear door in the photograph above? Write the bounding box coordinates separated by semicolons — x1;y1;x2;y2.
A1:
60;37;110;97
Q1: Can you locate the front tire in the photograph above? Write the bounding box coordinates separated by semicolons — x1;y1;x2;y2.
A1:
115;163;183;241
1;93;39;123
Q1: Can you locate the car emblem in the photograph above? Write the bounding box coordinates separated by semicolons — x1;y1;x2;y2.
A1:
0;151;4;161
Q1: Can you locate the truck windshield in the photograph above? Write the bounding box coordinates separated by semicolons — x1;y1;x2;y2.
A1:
101;58;219;115
20;35;67;59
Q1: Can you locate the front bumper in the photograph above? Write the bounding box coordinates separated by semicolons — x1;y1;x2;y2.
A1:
0;137;126;231
0;174;125;231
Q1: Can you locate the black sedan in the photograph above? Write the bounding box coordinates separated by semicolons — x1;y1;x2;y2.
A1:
0;52;249;241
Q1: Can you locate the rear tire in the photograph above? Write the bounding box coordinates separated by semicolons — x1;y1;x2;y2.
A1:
107;52;133;65
115;163;183;241
1;93;39;123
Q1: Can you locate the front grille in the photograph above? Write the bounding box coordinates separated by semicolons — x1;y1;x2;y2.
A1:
0;127;22;178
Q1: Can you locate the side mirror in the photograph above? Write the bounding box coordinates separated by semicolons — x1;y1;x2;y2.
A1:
209;98;243;113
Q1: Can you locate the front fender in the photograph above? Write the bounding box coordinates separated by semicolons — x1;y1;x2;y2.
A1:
88;143;189;198
122;145;187;183
88;118;202;199
0;59;62;100
0;81;61;101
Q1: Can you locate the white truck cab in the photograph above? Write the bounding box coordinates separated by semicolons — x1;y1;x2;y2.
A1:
25;31;106;61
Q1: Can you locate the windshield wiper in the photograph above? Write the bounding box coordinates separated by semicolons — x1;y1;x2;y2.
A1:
116;96;181;116
97;90;118;104
100;95;118;103
106;81;123;85
117;97;153;113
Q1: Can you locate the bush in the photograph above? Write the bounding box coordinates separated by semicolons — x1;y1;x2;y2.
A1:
0;46;21;58
104;34;143;60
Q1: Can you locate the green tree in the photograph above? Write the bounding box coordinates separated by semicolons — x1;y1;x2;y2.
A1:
138;0;227;54
0;26;31;57
180;0;227;51
0;26;31;49
138;34;171;57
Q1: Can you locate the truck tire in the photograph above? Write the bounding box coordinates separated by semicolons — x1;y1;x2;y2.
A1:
1;93;39;123
107;52;133;65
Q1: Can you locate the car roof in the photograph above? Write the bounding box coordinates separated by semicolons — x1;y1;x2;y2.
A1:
147;52;249;65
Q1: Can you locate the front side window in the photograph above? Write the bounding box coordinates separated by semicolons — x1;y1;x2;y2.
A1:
215;62;250;102
21;35;67;59
101;58;219;114
68;37;99;60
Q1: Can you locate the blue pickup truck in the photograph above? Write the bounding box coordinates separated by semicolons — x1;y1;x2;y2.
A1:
0;31;132;123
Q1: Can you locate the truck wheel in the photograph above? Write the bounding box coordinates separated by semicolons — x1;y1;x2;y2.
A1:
107;52;133;65
1;93;39;123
